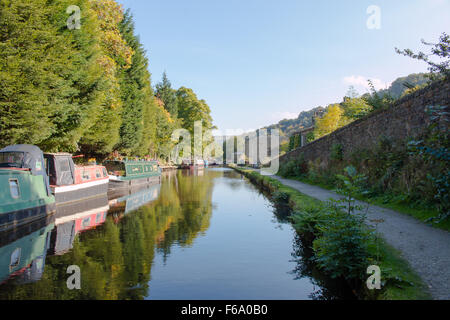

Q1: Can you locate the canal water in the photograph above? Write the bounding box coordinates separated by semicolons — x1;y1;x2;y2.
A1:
0;168;353;300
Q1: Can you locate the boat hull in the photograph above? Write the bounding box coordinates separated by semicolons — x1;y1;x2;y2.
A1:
0;203;56;233
51;179;109;204
108;175;161;194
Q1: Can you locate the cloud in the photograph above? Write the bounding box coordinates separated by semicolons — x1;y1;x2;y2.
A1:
343;75;390;91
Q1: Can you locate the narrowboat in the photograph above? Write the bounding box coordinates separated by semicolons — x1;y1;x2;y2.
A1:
104;159;161;191
44;153;109;204
179;158;205;170
0;145;56;232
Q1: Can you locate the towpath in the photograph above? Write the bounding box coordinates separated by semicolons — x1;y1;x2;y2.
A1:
269;175;450;300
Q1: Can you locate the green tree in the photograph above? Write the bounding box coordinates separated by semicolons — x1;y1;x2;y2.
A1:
341;97;373;120
155;72;178;117
0;0;104;152
115;10;149;155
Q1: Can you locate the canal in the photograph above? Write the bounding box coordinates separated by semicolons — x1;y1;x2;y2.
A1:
0;168;353;300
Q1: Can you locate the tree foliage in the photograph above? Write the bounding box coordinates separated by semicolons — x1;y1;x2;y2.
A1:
313;105;349;139
155;72;178;118
0;0;214;160
396;32;450;81
341;97;372;120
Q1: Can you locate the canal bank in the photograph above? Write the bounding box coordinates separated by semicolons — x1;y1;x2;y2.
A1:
230;166;432;300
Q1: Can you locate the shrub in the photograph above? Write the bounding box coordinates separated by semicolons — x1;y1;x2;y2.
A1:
313;210;374;281
408;105;450;222
279;155;308;178
312;166;374;281
291;208;329;242
272;191;290;206
330;143;344;161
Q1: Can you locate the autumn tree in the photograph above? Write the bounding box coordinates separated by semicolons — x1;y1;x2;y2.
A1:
79;0;134;156
313;105;349;139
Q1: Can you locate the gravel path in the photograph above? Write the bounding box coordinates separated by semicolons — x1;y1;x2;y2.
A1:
270;175;450;300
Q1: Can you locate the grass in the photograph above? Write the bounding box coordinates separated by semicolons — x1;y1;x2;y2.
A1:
290;175;450;232
231;165;432;300
371;239;431;300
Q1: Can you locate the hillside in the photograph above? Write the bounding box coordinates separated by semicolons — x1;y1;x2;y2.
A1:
378;73;429;99
264;107;326;143
264;73;429;143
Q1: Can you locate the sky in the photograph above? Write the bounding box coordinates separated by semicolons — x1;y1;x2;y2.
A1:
118;0;450;133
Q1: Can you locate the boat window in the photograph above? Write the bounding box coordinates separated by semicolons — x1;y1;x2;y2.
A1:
58;157;71;172
102;168;107;177
82;171;90;180
96;169;102;178
0;152;24;168
10;248;21;270
104;162;125;175
82;217;91;229
127;165;143;175
9;179;20;199
96;213;103;223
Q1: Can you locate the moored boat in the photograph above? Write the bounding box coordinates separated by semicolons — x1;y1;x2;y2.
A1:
44;153;109;204
104;159;162;191
179;158;205;170
0;145;56;232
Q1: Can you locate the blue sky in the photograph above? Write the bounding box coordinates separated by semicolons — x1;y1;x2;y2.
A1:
118;0;450;132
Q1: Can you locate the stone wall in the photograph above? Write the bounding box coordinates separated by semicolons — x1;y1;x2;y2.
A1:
280;79;450;166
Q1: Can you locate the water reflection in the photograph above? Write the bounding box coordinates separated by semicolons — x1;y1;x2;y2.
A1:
0;216;54;286
0;169;352;300
289;235;356;300
50;196;110;255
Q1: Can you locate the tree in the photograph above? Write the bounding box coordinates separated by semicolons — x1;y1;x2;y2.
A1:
0;0;104;152
115;10;148;155
362;80;395;111
176;87;214;141
341;97;373;120
396;32;450;81
155;72;178;118
79;0;134;156
313;105;349;139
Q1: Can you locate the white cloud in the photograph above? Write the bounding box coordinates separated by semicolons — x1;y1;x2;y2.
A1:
343;75;390;91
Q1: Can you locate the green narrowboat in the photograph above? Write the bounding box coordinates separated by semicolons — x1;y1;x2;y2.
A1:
0;145;56;232
104;159;162;192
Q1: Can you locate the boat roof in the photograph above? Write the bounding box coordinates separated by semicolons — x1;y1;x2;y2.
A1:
44;152;72;156
0;144;43;157
105;159;158;163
